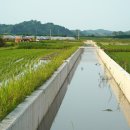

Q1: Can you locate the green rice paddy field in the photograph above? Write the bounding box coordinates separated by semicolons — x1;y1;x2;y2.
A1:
0;40;83;120
0;49;56;82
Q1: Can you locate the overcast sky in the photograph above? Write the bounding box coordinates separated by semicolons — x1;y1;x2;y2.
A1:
0;0;130;31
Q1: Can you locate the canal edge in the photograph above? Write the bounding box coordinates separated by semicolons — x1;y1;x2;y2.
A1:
94;42;130;104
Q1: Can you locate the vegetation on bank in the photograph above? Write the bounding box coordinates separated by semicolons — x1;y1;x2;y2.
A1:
98;44;130;52
93;38;130;45
0;37;5;47
107;52;130;72
0;40;82;121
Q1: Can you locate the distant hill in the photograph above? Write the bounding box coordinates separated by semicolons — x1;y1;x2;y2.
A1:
80;29;113;36
0;20;130;37
112;31;130;38
126;31;130;35
0;20;74;36
84;29;113;36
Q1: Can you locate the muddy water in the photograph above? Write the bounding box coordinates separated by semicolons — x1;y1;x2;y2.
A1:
39;47;130;130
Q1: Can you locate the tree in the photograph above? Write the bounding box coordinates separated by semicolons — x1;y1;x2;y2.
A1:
0;37;5;47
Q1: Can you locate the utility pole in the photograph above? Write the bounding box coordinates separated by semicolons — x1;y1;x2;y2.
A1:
35;24;37;36
50;29;52;40
77;30;80;40
35;24;37;41
58;29;59;36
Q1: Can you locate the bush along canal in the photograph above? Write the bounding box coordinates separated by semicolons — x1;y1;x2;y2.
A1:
46;47;130;130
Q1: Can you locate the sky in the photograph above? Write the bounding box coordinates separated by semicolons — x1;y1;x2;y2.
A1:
0;0;130;31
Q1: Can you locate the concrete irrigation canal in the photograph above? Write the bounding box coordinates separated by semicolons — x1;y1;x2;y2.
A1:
1;44;130;130
38;46;130;130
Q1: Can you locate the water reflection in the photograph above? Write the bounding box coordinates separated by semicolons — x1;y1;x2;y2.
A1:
37;55;81;130
98;53;130;125
81;67;84;71
104;65;130;126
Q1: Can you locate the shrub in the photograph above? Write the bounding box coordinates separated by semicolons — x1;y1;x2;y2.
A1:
0;37;5;47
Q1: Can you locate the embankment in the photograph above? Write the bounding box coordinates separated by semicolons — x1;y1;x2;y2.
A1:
96;45;130;103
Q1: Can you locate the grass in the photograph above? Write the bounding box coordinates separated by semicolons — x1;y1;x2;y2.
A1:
0;40;83;120
98;44;130;52
107;52;130;72
0;48;57;83
92;37;130;45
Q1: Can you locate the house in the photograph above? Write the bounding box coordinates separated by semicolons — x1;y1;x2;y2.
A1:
36;36;50;41
22;36;36;42
3;35;15;41
50;36;75;40
15;36;22;43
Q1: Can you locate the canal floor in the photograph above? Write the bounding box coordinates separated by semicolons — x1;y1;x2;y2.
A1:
50;47;130;130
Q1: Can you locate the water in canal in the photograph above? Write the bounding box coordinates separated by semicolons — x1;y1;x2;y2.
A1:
38;47;130;130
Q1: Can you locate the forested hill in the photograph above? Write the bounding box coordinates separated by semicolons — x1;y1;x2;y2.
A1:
0;20;130;37
0;20;74;36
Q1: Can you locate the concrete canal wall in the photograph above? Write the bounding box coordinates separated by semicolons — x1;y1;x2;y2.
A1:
0;48;83;130
96;46;130;103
